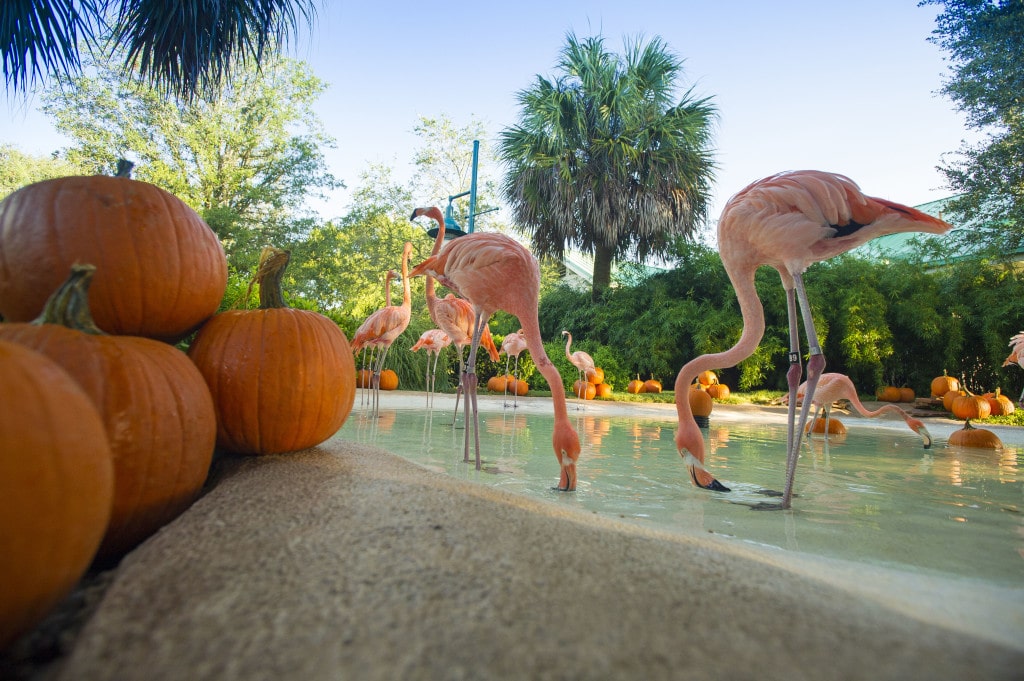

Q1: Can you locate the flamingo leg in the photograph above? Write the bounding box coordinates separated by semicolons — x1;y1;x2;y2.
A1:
512;355;520;409
452;345;465;426
503;355;512;407
462;312;490;470
783;273;826;509
372;344;393;419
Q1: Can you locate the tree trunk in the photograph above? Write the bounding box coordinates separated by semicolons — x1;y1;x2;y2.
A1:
591;243;614;302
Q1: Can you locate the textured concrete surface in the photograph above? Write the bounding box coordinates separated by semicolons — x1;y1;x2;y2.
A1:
26;394;1023;681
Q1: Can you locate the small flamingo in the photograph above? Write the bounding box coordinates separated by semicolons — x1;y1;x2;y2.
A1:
410;208;580;490
674;170;951;509
1003;332;1024;405
562;330;596;405
500;329;529;408
353;269;397;408
350;243;413;417
794;373;931;447
411;329;451;408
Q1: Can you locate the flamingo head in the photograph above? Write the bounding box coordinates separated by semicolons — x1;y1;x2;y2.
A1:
675;422;730;492
909;418;933;449
553;426;581;491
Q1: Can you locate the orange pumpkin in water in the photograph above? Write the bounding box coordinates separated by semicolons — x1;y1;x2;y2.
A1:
689;386;713;419
807;416;847;435
948;420;1003;449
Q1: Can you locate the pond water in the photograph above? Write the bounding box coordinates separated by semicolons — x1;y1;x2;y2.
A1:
336;392;1024;588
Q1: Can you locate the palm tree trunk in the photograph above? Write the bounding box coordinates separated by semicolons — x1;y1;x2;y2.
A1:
591;243;614;301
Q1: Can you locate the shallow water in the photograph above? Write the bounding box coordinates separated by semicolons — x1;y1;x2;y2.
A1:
336;393;1024;587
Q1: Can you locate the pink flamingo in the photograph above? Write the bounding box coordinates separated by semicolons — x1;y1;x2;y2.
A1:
411;329;451;408
795;373;932;447
353;269;397;407
350;242;413;417
410;207;500;422
562;330;596;405
674;170;951;509
409;210;581;490
500;329;529;408
1003;332;1024;405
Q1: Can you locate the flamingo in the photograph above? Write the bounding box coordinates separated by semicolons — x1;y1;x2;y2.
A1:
500;329;529;408
674;170;951;509
411;329;451;408
794;373;932;447
353;269;397;407
409;210;581;490
350;242;413;417
410;207;500;423
562;330;596;404
1003;332;1024;405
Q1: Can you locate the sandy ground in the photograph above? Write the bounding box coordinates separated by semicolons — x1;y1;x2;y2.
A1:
3;395;1023;681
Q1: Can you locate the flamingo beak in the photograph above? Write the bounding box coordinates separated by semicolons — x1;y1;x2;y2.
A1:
410;208;421;220
915;423;933;449
682;451;731;492
557;462;577;492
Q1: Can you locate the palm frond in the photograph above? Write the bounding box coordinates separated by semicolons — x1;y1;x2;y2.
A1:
1;0;102;93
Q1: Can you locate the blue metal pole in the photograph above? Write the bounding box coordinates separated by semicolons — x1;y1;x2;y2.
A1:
467;140;480;233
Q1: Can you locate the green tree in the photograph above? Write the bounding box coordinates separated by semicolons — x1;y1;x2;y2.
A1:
922;0;1023;255
2;0;317;100
41;52;340;273
0;143;83;198
409;114;503;233
499;33;717;301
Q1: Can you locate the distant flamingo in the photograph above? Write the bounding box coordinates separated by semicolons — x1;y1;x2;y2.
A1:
411;329;451;408
353;269;397;407
1003;332;1024;404
793;373;932;447
350;243;413;417
410;207;500;422
674;170;951;509
500;329;529;408
562;330;596;404
410;208;581;490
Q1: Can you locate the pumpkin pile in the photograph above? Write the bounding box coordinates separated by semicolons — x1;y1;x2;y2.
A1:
487;374;529;396
571;365;609;400
0;166;357;648
698;370;731;400
925;371;1009;448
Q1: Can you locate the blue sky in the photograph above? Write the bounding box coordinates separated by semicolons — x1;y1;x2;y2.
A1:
3;1;969;231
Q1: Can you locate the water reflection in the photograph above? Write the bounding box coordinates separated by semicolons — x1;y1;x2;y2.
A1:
336;405;1024;586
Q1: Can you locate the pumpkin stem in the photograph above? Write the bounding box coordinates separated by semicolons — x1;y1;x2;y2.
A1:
32;264;106;335
115;159;134;178
248;246;291;310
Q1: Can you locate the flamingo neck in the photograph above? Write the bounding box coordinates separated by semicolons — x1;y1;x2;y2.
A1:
522;325;570;424
401;245;412;308
675;268;765;422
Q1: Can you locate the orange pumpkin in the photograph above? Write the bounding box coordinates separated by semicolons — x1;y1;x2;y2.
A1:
188;247;356;456
356;368;373;389
706;383;731;400
0;161;227;342
643;377;663;394
942;389;964;412
931;371;960;398
986;389;1015;416
898;387;915;402
487;375;507;393
627;375;645;394
876;385;902;402
378;369;399;390
587;366;605;385
507;377;529;396
0;341;114;649
594;382;612;398
0;265;216;560
951;393;991;421
689;385;713;418
948;420;1003;449
697;370;718;387
573;379;597;400
808;416;847;435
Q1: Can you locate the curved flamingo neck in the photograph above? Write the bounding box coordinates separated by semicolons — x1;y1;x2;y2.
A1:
523;324;570;424
675;267;765;423
400;245;412;308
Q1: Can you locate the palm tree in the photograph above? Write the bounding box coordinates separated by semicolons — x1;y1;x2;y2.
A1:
1;0;317;101
499;33;717;301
